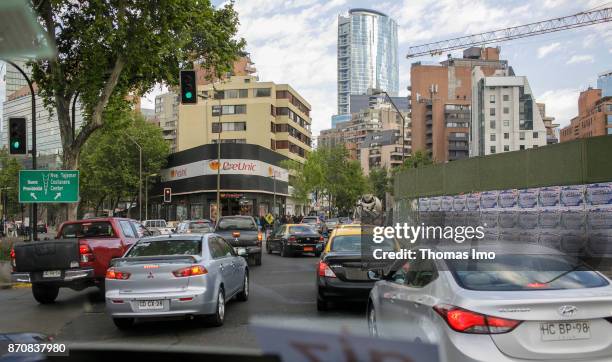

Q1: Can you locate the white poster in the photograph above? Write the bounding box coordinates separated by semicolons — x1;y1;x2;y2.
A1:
161;158;289;182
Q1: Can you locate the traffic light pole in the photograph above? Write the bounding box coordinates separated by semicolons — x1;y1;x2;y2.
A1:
7;60;37;241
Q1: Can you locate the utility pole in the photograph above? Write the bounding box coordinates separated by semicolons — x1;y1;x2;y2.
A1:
7;60;37;241
273;174;276;216
126;134;142;221
145;173;158;220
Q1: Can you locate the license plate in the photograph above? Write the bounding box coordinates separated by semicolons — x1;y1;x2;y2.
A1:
43;270;61;278
303;246;314;251
344;268;369;280
138;300;164;310
540;321;591;341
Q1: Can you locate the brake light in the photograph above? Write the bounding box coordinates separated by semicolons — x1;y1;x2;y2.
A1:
288;235;297;244
318;261;336;278
319;236;324;242
433;304;521;334
79;243;95;265
232;231;241;238
173;265;207;277
526;282;549;288
105;268;131;280
257;232;263;247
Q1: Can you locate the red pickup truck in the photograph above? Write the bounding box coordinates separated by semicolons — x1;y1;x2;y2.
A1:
11;217;149;304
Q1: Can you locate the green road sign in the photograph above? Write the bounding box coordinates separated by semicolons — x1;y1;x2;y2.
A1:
19;170;79;203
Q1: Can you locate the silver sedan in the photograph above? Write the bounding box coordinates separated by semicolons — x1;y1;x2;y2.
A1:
105;234;249;329
367;243;612;362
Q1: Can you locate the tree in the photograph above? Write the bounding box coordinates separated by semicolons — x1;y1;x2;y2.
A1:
394;150;433;173
79;112;170;217
0;150;22;218
368;167;390;205
29;0;245;218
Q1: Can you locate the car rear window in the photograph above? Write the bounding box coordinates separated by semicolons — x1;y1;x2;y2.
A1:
127;239;202;257
302;218;317;224
60;222;115;238
189;222;212;232
330;235;396;252
448;254;609;291
216;217;257;231
289;226;316;234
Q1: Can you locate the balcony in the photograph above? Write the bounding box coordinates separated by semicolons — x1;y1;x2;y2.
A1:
448;143;468;151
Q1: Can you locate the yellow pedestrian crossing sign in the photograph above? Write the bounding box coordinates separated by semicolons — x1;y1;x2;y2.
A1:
265;213;274;224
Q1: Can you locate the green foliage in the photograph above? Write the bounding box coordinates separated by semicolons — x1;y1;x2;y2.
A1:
393;150;433;173
286;146;368;216
79;112;170;213
28;0;245;167
0;150;22;217
368;167;390;202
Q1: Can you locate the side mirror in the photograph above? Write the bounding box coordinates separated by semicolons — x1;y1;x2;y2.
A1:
237;248;247;257
367;270;382;281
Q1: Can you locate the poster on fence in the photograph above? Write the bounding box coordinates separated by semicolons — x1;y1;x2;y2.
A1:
539;186;560;209
418;197;430;212
518;188;539;209
480;191;499;209
429;197;441;212
453;194;466;212
586;183;612;208
560;184;585;209
498;189;518;209
466;193;480;211
441;196;454;212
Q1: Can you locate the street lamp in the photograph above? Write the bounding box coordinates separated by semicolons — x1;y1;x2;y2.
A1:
368;88;409;162
198;83;222;222
145;173;158;220
125;134;142;221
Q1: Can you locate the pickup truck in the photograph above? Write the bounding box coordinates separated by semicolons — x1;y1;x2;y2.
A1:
214;215;263;266
11;217;145;304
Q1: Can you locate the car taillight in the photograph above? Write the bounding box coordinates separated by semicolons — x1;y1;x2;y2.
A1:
258;232;263;241
318;261;336;278
232;231;241;238
105;268;131;280
288;235;297;243
9;247;16;269
173;265;207;277
79;243;95;264
433;304;521;334
319;236;324;242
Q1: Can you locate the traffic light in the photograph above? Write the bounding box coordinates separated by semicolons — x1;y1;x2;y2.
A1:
9;117;27;154
163;188;172;203
180;70;197;104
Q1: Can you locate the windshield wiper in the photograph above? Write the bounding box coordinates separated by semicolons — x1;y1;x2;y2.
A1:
537;264;584;285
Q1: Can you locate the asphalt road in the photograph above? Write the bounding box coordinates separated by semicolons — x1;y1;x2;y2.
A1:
0;244;368;352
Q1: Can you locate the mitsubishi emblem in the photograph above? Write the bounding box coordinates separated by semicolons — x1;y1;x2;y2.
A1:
147;272;154;279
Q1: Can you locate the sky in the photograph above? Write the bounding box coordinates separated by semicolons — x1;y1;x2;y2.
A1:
2;1;610;137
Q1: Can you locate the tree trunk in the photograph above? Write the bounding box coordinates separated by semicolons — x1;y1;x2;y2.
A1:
62;147;80;221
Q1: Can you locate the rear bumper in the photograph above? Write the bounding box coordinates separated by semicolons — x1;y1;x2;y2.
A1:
11;268;95;284
234;246;261;256
105;287;216;317
287;243;324;253
317;276;374;301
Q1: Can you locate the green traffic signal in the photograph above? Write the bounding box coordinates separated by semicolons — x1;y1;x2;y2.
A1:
12;140;20;149
185;91;193;99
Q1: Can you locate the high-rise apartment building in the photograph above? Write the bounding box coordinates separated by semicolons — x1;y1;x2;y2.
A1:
597;70;612;97
411;47;507;162
470;68;547;156
337;8;398;115
155;92;180;153
177;75;312;163
559;88;612;141
537;102;559;144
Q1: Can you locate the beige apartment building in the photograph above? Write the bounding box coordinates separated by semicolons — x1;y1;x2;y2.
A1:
177;75;312;163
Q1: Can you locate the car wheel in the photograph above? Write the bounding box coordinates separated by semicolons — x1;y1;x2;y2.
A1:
255;253;262;266
236;272;249;301
281;244;292;257
113;318;134;330
368;302;379;337
32;284;59;304
316;295;329;311
207;287;225;327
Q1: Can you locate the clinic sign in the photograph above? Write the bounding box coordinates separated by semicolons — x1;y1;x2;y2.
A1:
19;170;79;203
161;158;289;182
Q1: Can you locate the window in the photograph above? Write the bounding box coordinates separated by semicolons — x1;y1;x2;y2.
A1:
490;146;496;154
60;222;115;238
503;107;509;114
503;120;510;127
391;259;437;288
490;134;496;141
254;88;271;97
489;95;495;103
490;108;495;116
119;220;136;238
503;94;509;101
212;105;247;116
128;239;202;257
489;120;495;129
212;122;246;133
209;238;228;259
519;132;525;140
520;145;525;150
212;138;246;144
504;133;509;139
224;89;248;99
504;145;510;152
533;132;538;138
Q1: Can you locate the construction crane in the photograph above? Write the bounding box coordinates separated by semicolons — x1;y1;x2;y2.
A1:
406;6;612;58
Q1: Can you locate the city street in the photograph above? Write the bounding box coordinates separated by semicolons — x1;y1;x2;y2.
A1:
0;243;367;351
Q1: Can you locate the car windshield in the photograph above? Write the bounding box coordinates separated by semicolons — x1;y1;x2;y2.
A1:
60;222;115;238
217;217;257;231
330;235;396;252
327;219;338;224
189;222;212;232
302;218;318;224
288;226;316;234
126;239;202;257
448;254;610;291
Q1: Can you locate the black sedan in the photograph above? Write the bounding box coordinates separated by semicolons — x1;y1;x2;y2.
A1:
266;224;324;257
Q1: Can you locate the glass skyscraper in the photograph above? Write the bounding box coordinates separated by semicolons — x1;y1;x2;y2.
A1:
337;8;399;115
597;70;612;97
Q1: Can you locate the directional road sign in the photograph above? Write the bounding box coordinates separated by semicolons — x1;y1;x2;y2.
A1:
19;170;79;203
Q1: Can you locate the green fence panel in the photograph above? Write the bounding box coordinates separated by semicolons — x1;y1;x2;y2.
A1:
444;157;480;194
584;136;612;183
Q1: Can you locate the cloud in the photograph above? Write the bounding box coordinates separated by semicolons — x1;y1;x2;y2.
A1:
537;88;579;128
566;54;594;64
537;42;561;58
